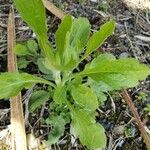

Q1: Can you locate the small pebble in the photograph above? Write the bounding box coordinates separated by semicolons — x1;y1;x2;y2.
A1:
90;0;98;3
113;125;125;135
119;52;129;58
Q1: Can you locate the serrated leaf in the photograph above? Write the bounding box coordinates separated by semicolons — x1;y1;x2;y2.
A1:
85;20;115;56
14;44;30;56
88;78;107;104
29;90;49;112
79;54;150;90
71;85;98;111
27;40;38;55
17;57;30;69
53;85;67;104
0;73;52;99
71;109;106;149
13;0;47;39
46;115;66;146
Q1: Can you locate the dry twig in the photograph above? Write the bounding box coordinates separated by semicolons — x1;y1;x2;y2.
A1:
42;0;65;20
121;90;150;150
7;7;27;150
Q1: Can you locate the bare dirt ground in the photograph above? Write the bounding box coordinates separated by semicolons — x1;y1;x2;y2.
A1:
0;0;150;149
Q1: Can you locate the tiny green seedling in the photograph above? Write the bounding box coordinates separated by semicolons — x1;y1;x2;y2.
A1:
0;0;150;149
144;105;150;115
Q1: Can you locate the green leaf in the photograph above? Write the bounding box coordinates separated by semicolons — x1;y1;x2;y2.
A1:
56;15;72;58
27;40;38;55
88;78;107;104
70;17;91;52
29;90;49;112
17;57;30;69
46;115;66;145
13;0;56;69
56;16;91;70
0;72;53;99
71;85;98;111
13;0;47;39
37;58;52;74
85;20;115;56
79;54;150;90
71;109;106;149
88;77;111;92
53;85;67;104
14;44;30;56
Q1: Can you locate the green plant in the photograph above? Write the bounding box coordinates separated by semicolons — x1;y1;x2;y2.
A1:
0;0;150;149
14;39;39;69
137;91;148;101
144;104;150;115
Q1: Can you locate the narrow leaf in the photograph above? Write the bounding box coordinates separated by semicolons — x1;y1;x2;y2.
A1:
70;17;91;51
85;20;115;56
56;15;72;57
13;0;47;39
57;17;91;70
13;0;55;69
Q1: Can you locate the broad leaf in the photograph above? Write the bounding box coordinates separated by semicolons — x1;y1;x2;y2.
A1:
46;115;66;146
71;85;98;111
17;58;30;69
29;90;49;112
13;0;47;39
79;54;150;90
88;78;107;104
37;58;53;75
71;109;106;149
27;40;38;55
0;73;52;99
53;85;67;104
14;44;30;56
85;20;115;56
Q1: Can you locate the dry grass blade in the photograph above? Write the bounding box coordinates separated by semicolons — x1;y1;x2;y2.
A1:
7;7;27;150
121;90;150;150
42;0;65;20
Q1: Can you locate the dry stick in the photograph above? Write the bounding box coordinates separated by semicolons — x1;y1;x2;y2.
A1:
42;0;65;20
7;7;27;150
121;90;150;150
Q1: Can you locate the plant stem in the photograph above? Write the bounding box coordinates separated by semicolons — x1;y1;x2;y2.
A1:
121;90;150;150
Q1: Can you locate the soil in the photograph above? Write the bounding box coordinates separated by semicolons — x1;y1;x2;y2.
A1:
0;0;150;150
